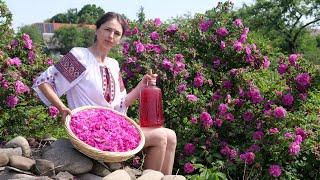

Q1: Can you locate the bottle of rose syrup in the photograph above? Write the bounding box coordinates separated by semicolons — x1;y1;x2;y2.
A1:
139;70;164;127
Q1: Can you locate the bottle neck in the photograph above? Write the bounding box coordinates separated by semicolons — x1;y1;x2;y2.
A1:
146;81;156;87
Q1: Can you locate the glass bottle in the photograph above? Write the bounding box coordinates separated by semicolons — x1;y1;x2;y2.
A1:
139;70;164;127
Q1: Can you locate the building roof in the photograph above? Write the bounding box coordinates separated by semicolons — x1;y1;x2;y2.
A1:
33;22;95;34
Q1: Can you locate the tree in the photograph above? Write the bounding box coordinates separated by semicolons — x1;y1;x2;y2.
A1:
18;25;43;45
236;0;320;54
78;4;105;24
66;8;78;24
49;4;104;24
80;27;95;47
50;9;78;24
50;13;68;23
316;34;320;48
0;0;13;46
52;26;94;54
137;6;145;25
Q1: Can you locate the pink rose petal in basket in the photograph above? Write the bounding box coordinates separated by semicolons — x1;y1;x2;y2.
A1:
70;109;141;152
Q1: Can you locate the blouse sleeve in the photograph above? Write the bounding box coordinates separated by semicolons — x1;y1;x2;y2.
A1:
32;48;87;106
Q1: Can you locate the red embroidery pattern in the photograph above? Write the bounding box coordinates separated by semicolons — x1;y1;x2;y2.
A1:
54;52;86;83
101;67;115;103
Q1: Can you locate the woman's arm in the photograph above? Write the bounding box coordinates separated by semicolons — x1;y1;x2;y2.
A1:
125;80;144;107
124;73;157;107
38;83;71;122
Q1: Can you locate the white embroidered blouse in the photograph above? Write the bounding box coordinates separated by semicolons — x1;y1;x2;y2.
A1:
32;47;128;114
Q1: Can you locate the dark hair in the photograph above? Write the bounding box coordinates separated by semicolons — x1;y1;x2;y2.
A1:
95;12;128;38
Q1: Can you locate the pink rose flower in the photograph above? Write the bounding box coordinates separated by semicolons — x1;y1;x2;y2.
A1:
184;162;194;173
6;95;19;108
49;106;59;118
273;106;287;119
269;165;282;177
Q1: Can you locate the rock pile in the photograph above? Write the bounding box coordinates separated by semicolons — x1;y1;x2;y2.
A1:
0;136;186;180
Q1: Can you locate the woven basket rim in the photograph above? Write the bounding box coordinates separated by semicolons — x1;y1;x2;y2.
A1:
64;105;145;159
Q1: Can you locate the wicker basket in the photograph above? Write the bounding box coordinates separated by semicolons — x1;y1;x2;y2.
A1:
65;106;145;162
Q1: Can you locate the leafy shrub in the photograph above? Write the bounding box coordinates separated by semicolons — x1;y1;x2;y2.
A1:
121;1;319;179
0;0;319;178
0;1;65;140
52;26;94;54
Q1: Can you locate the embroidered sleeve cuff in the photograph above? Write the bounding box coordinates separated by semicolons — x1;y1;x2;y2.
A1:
54;52;86;83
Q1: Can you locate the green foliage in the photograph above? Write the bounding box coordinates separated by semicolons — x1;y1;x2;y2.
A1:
52;26;94;54
121;1;319;179
236;0;320;54
1;0;319;179
316;34;320;48
0;0;13;47
0;32;66;140
50;4;104;25
299;32;318;53
18;25;44;46
65;8;79;24
81;27;95;48
299;32;320;65
137;6;146;25
0;1;65;140
247;30;279;53
78;4;104;24
50;13;69;23
187;162;227;180
49;9;78;24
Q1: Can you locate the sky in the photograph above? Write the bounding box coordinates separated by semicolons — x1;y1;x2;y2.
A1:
4;0;254;31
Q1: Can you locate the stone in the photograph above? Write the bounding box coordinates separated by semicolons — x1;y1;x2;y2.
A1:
0;147;22;157
0;172;35;179
0;153;9;166
5;136;31;157
42;139;93;175
31;147;43;160
9;155;36;171
55;171;74;180
90;161;111;177
27;137;39;148
105;162;122;171
77;173;103;180
138;170;164;180
162;175;186;180
103;169;131;180
12;174;51;179
0;169;51;179
124;166;142;180
141;169;154;175
33;159;55;177
5;166;34;175
43;134;57;142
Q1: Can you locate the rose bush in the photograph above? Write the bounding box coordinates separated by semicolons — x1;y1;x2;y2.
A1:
0;0;65;140
1;0;319;178
121;1;320;179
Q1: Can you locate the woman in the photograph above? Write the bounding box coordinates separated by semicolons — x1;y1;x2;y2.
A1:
32;12;176;175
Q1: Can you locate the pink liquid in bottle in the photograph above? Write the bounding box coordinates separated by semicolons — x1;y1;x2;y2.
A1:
139;76;164;127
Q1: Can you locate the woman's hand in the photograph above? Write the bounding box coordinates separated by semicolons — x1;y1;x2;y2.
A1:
125;72;158;107
60;106;72;124
38;83;72;124
140;73;158;87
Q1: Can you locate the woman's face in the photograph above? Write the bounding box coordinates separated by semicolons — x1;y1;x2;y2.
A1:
96;18;123;50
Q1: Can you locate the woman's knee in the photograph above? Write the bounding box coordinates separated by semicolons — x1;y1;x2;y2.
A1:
165;128;177;147
147;128;168;147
